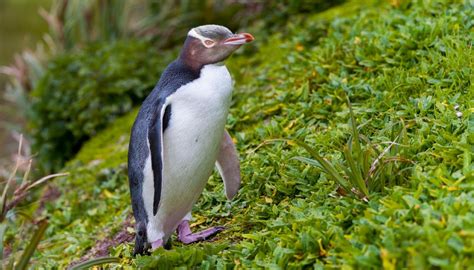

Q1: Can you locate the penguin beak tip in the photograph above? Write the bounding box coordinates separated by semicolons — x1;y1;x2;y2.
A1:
223;33;255;46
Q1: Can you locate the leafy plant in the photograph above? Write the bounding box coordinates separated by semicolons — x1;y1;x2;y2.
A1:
290;98;412;200
0;135;68;269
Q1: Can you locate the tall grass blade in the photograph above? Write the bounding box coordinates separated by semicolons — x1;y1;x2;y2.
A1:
16;219;48;270
21;160;33;186
1;135;23;220
362;147;371;183
292;156;324;170
287;140;351;191
343;145;368;196
25;172;69;192
69;257;120;270
347;97;361;159
369;138;399;178
0;223;7;261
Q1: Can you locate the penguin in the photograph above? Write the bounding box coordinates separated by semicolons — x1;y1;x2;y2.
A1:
128;25;254;255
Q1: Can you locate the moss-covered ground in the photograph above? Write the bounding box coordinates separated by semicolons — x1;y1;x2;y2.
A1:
29;0;473;268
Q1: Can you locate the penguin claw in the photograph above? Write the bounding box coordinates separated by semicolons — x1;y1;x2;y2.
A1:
177;221;225;244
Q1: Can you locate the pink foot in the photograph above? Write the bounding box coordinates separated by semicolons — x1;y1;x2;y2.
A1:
176;220;225;244
151;239;163;250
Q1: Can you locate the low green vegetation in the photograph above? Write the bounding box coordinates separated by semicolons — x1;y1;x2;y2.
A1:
5;0;473;268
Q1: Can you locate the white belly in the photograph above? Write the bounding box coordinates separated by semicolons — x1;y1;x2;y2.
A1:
144;64;233;242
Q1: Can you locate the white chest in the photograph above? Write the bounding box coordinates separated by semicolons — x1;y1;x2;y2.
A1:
143;64;233;239
163;64;232;180
167;64;233;126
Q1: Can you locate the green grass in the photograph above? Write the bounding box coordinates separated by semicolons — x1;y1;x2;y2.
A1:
7;0;473;268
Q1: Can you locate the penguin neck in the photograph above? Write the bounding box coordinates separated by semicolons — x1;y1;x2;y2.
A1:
178;54;203;74
178;40;204;74
178;55;225;76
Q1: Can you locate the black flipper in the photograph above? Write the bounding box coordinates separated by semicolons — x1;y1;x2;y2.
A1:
148;104;171;215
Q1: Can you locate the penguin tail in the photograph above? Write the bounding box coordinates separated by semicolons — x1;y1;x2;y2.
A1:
133;222;149;256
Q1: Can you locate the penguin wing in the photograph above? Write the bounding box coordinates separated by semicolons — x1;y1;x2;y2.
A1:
148;103;171;215
216;129;241;200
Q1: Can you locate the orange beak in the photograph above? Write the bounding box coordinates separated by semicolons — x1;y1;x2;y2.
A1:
223;33;255;45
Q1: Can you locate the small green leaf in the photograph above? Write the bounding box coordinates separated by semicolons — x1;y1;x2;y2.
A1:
447;236;464;253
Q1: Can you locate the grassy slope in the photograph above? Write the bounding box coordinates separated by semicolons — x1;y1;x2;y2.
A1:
34;0;473;268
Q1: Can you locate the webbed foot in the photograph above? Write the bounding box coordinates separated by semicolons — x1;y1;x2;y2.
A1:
176;220;225;244
151;239;163;250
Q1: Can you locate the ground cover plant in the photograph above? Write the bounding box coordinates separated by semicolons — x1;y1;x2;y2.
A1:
3;0;473;268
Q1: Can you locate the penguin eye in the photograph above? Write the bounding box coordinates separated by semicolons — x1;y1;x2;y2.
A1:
203;39;215;47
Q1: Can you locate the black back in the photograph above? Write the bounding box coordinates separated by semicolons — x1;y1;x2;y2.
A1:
128;59;200;255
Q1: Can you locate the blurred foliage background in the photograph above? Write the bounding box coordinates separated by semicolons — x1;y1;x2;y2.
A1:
0;0;51;67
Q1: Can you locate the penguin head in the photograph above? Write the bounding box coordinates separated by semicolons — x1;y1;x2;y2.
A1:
180;25;254;70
